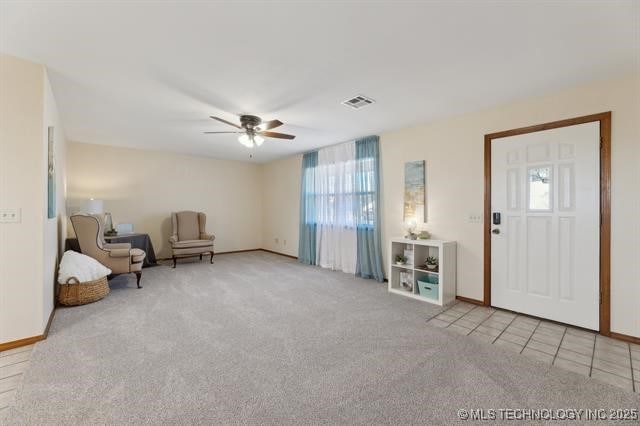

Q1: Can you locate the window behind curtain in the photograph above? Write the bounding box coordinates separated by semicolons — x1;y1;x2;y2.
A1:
299;135;383;281
305;157;376;228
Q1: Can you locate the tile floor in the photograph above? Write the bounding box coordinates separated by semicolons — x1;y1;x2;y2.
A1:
0;344;34;422
428;302;640;393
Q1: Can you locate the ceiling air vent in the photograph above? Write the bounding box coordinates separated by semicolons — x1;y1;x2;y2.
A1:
341;94;375;110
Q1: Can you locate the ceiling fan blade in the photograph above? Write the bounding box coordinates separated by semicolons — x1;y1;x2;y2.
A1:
210;116;242;129
203;131;243;134
259;131;295;140
256;119;283;131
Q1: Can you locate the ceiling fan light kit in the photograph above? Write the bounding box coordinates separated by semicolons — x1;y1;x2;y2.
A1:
238;133;264;148
206;114;295;148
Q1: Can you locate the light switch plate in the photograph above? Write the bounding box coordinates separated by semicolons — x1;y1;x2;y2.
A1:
0;208;21;223
467;213;483;224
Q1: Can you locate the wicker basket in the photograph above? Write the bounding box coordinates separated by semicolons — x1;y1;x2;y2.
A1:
58;276;109;306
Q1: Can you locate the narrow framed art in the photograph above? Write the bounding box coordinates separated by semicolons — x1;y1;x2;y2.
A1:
47;126;55;219
403;160;426;223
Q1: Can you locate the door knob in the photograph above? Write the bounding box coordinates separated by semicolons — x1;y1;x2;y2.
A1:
492;229;500;234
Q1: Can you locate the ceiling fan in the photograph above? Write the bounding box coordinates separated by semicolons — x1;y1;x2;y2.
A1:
204;115;295;148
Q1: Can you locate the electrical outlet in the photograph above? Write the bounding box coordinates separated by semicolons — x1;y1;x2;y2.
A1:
0;208;21;223
467;213;483;224
274;237;279;244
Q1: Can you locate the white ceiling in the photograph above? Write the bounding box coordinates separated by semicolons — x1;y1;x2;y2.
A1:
1;1;638;163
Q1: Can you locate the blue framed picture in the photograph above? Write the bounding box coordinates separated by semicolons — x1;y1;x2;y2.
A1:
403;160;426;223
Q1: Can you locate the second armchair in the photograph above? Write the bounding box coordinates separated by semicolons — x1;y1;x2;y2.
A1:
169;211;215;268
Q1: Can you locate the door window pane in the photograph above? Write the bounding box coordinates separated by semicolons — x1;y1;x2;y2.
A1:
528;166;552;211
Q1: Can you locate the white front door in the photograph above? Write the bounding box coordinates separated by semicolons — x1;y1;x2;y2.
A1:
491;122;600;330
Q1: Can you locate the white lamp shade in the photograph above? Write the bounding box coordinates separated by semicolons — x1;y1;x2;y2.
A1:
238;134;253;148
86;198;104;214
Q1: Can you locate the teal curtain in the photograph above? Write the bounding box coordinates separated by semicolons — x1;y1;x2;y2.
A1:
298;151;318;265
355;136;384;282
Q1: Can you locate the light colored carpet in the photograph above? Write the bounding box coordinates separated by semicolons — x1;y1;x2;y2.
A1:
7;252;639;424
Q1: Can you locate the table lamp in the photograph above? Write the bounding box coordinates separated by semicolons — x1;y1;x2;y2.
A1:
86;198;103;215
104;212;117;236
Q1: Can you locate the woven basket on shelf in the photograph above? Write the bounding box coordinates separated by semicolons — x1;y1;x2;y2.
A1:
58;276;109;306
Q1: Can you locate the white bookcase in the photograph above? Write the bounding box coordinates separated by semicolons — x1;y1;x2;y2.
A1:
388;238;457;306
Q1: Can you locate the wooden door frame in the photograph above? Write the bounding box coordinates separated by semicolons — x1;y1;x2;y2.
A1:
483;112;611;335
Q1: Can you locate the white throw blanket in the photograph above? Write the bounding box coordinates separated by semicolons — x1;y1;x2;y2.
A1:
58;250;111;284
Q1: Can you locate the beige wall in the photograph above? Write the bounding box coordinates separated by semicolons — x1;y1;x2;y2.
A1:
261;155;301;257
66;143;263;258
0;54;66;343
42;71;67;330
260;73;640;338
